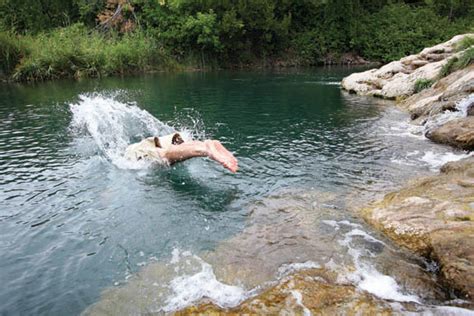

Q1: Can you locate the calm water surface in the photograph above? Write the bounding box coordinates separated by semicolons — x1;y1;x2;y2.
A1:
0;69;466;315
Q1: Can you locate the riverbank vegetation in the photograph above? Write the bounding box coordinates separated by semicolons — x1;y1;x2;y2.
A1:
3;25;174;81
438;46;474;79
1;0;473;81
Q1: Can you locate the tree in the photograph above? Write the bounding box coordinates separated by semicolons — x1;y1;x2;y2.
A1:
183;10;221;66
0;0;79;33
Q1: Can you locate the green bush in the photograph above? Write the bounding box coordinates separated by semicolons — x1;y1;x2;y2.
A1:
438;56;458;78
456;46;474;68
352;4;473;62
414;78;434;93
291;31;324;65
0;0;80;33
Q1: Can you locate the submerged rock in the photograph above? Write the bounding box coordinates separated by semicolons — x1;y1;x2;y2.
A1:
467;99;474;116
361;157;474;301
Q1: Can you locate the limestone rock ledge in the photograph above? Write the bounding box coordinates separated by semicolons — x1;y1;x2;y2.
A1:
341;34;473;100
361;157;474;300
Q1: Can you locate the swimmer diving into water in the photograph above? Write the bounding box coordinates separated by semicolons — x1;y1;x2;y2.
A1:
124;132;238;173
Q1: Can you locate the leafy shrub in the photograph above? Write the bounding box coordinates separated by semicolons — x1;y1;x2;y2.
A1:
438;57;458;78
352;4;472;62
414;78;434;93
291;31;324;65
0;0;79;33
2;1;474;80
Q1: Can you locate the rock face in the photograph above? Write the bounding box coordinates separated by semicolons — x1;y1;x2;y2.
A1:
341;34;473;99
341;36;474;304
426;117;474;150
400;66;474;149
401;66;474;119
361;157;474;300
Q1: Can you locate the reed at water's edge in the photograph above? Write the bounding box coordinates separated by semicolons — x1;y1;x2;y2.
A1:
0;25;178;82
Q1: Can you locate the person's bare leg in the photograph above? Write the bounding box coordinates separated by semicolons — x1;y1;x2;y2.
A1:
205;140;238;173
160;140;238;172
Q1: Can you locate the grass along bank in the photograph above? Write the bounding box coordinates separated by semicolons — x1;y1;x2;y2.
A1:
0;24;177;82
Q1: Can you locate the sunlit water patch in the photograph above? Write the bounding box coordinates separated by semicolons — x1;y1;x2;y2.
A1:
0;70;471;315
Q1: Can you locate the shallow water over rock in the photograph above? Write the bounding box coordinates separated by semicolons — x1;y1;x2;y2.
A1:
85;190;472;315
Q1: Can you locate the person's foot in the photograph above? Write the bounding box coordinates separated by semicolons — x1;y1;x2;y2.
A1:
206;140;238;173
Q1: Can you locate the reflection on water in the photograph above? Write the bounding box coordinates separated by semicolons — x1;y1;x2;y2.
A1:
0;69;470;315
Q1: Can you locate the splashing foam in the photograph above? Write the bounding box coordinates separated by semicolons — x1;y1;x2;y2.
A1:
424;94;474;134
324;220;420;303
382;94;473;144
162;249;248;312
419;151;473;171
161;250;322;313
290;290;312;316
69;94;193;169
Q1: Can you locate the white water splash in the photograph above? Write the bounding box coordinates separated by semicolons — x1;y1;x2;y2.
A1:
380;94;473;142
324;220;420;303
380;120;425;139
391;150;472;171
162;249;248;313
290;290;312;316
304;81;341;86
69;94;194;169
278;261;321;278
419;151;473;171
161;250;323;313
428;306;474;316
424;94;474;134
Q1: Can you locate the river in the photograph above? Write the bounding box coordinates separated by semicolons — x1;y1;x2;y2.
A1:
0;69;471;315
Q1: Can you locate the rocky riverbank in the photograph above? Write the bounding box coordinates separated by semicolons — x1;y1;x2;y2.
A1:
342;33;474;150
342;35;474;305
